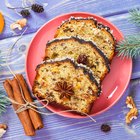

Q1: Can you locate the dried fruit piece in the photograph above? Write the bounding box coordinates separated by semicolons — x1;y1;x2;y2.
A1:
77;54;88;65
20;10;30;17
0;12;5;34
101;124;111;132
31;4;44;13
0;124;7;130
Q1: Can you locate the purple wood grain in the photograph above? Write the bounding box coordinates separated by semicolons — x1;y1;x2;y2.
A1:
0;0;140;140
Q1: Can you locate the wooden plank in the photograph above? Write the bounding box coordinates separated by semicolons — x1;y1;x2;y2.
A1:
1;0;140;139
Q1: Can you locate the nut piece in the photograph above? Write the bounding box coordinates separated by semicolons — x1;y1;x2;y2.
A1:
77;54;88;65
125;96;138;124
126;96;136;108
0;124;8;138
10;23;22;30
126;108;138;124
10;18;27;30
0;124;7;130
16;18;27;28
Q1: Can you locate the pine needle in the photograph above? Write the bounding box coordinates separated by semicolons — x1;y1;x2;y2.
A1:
0;91;10;115
116;34;140;58
0;51;10;115
129;8;140;26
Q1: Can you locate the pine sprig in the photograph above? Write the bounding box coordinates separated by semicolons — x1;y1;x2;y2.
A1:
129;8;140;26
0;91;9;115
116;34;140;58
0;51;9;114
116;8;140;59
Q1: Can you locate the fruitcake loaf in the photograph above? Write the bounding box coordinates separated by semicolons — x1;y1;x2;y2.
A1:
32;58;101;114
44;37;110;81
54;17;116;61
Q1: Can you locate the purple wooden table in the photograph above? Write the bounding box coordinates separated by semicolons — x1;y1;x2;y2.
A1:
0;0;140;140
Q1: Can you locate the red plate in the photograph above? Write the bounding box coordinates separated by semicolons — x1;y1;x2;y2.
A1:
26;12;132;118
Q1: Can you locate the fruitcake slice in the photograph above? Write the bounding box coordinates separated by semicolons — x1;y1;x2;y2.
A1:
33;58;101;114
54;17;116;61
44;37;110;81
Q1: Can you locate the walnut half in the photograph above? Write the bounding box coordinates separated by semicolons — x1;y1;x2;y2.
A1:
126;96;136;108
125;108;138;124
125;96;138;124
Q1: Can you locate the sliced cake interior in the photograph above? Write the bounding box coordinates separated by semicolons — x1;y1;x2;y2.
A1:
45;37;110;81
33;58;101;114
54;17;115;61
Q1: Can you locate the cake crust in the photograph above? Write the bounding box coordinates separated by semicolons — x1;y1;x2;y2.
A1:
45;37;110;81
54;17;116;61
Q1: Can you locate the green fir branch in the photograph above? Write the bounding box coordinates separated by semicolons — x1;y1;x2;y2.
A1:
0;91;9;115
0;51;9;115
116;34;140;59
129;8;140;26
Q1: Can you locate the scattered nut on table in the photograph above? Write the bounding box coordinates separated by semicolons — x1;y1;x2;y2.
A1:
0;124;8;138
125;96;138;124
10;18;27;30
126;108;138;124
126;96;136;108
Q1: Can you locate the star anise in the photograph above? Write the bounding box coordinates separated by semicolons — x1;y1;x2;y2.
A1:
54;81;74;99
77;54;88;65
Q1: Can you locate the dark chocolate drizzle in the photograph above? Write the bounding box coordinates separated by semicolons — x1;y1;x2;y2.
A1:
47;37;110;72
57;17;116;45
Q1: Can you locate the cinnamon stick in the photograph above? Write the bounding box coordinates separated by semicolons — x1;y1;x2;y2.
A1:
3;79;35;136
3;80;17;110
16;74;44;130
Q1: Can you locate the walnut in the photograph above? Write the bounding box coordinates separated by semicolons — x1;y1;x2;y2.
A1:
126;96;135;108
125;96;138;124
126;108;138;124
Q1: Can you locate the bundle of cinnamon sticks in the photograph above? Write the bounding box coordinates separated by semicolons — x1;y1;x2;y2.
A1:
3;74;44;136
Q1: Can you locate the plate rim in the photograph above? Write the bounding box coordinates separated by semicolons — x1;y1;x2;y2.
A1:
25;12;132;118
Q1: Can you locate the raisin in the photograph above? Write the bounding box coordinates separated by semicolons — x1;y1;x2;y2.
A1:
77;54;88;65
101;124;111;132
